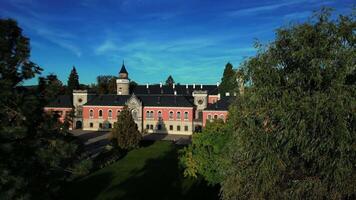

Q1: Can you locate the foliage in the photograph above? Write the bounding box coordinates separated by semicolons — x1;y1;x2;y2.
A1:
110;106;142;150
221;9;356;199
67;66;80;94
96;75;117;94
38;74;65;103
219;62;237;96
0;19;79;199
180;119;232;185
129;81;138;94
165;75;175;86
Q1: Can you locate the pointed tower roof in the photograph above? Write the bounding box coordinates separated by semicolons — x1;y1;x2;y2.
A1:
119;60;128;74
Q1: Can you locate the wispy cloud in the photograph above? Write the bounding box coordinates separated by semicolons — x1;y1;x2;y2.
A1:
95;40;120;55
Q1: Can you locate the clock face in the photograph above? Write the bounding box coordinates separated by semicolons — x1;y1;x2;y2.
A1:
198;99;204;105
78;98;83;103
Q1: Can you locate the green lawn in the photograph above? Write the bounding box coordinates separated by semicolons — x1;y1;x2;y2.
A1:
63;141;219;200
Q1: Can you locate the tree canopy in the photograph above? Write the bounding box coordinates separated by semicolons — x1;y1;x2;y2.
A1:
165;75;175;86
219;62;237;96
110;106;142;150
181;9;356;200
67;66;80;94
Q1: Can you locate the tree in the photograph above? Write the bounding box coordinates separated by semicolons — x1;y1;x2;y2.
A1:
165;75;175;86
110;106;141;150
0;19;79;199
219;62;237;96
181;9;356;199
129;81;138;94
38;74;65;103
67;66;80;94
96;75;117;94
180;119;232;185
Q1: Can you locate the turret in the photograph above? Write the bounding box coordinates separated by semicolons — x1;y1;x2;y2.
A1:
117;61;129;95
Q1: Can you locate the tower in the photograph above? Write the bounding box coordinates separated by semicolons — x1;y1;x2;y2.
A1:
116;61;129;95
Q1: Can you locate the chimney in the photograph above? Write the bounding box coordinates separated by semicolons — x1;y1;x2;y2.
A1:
160;82;162;88
146;83;149;89
226;92;230;96
193;84;196;89
216;81;220;86
200;84;203;89
186;84;188;89
218;93;221;99
173;83;175;89
174;91;177;95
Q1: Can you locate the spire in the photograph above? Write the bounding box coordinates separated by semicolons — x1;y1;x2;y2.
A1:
119;60;128;75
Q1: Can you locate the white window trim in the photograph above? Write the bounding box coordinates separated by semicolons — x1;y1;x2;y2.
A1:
184;111;189;121
169;110;174;120
108;109;113;119
176;111;181;121
98;109;103;119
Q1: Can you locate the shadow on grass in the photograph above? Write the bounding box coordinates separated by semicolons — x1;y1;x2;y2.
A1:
104;144;219;200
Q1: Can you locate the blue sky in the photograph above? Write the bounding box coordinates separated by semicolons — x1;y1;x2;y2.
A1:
0;0;353;85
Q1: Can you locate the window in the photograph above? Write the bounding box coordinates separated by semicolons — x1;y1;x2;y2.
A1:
157;124;162;130
176;111;181;120
99;123;103;129
77;110;82;116
146;124;150;129
169;125;173;131
146;111;150;118
177;125;181;131
184;112;188;120
150;111;154;118
220;114;225;120
108;110;112;118
184;126;189;131
78;98;83;103
207;114;212;120
89;109;94;118
169;111;174;120
214;115;218;119
98;110;103;118
108;123;112;129
132;110;138;120
150;125;154;130
158;111;162;120
90;123;93;128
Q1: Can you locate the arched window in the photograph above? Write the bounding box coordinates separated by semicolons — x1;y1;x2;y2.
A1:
214;114;218;119
169;111;174;120
176;111;181;120
132;109;138;120
150;111;154;118
146;110;150;118
158;111;162;120
184;111;188;120
98;110;103;118
207;114;212;121
89;109;94;118
220;114;225;120
108;110;112;118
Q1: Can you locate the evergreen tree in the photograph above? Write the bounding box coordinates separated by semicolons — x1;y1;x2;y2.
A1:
0;19;79;199
67;66;79;94
39;74;65;103
165;75;175;86
110;106;141;150
219;62;237;96
96;75;116;94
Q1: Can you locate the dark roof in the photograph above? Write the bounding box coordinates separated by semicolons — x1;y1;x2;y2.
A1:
119;64;128;74
85;95;131;106
132;84;219;96
46;95;72;108
205;96;234;111
139;95;194;107
84;94;194;107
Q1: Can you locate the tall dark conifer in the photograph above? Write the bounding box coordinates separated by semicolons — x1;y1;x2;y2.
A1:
219;62;237;96
165;75;175;86
67;66;79;93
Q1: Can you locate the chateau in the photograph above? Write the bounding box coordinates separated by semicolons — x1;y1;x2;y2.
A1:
44;64;233;135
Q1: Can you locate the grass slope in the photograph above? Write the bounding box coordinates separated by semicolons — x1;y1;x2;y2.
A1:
63;141;219;200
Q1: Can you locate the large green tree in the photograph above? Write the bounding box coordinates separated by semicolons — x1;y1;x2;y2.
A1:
96;75;117;94
219;62;237;96
39;74;65;103
0;19;79;199
182;9;356;199
165;75;175;86
67;66;79;94
110;106;141;150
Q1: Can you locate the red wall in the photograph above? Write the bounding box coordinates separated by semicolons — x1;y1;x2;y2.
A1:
208;95;219;104
202;110;228;127
83;106;124;120
44;107;72;123
143;107;194;122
